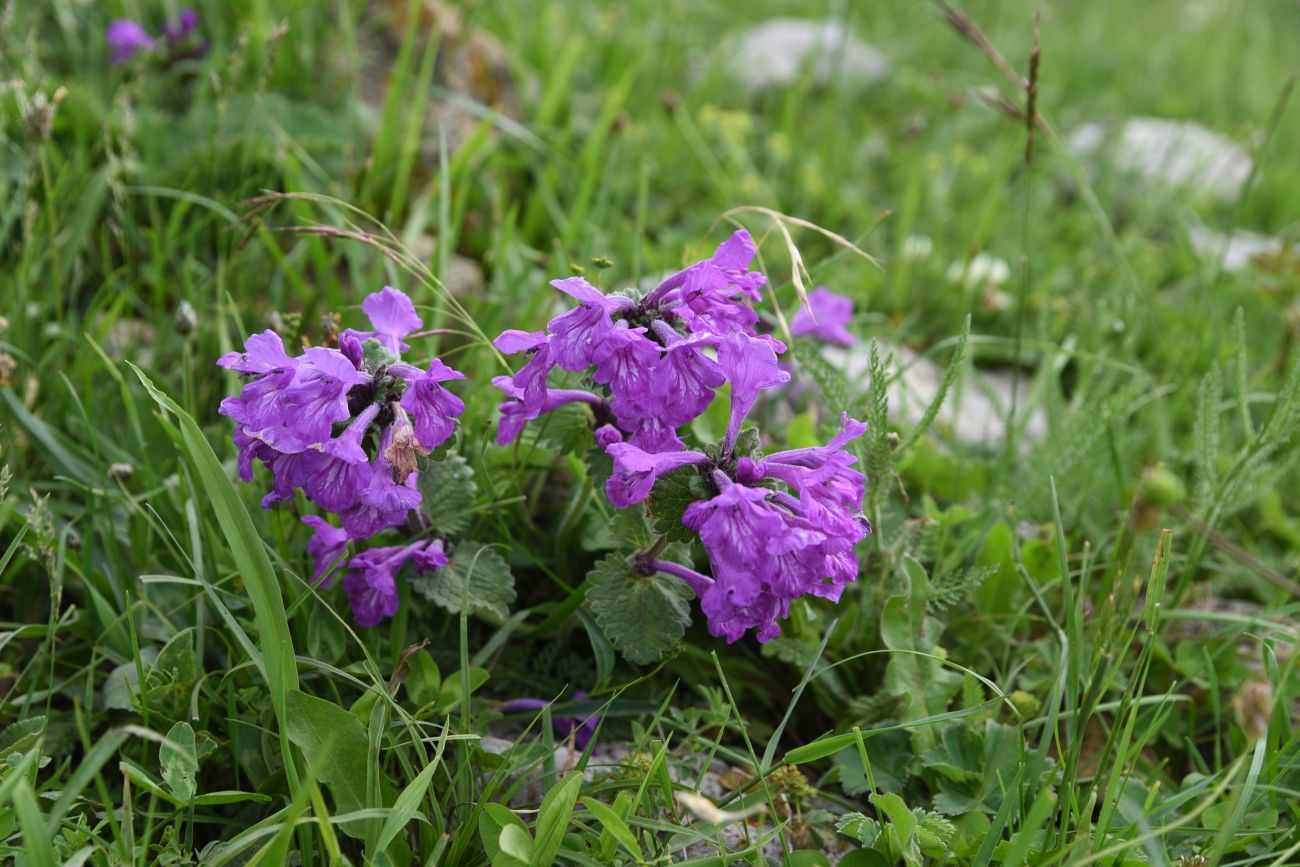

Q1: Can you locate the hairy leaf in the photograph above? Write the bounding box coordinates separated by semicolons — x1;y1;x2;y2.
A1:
585;553;692;664
418;452;478;535
645;465;705;542
411;541;516;618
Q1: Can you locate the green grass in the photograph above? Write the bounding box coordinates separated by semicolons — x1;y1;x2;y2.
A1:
3;0;1300;864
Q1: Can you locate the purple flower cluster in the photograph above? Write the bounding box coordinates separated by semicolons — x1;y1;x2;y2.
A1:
492;230;870;644
220;287;464;626
492;230;787;453
107;9;205;65
612;414;870;643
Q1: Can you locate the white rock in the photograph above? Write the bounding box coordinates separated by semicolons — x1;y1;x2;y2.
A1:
822;343;1047;448
1069;117;1252;201
1187;225;1285;272
724;18;889;92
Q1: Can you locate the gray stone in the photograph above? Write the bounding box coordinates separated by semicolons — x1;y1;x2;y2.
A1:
822;343;1047;448
1187;225;1285;272
724;18;889;92
1069;117;1252;201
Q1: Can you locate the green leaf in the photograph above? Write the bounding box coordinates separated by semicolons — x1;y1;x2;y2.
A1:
374;730;446;854
881;557;962;754
584;553;692;665
583;445;614;494
915;810;957;856
411;541;516;618
645;465;705;542
405;650;442;707
836;812;881;847
582;797;643;860
581;504;655;552
435;667;490;714
537;401;595;456
140;628;197;722
833;728;912;794
160;721;198;804
785;410;820;449
499;824;534;862
837;850;892;867
973;521;1019;615
480;803;529;860
0;716;45;757
732;426;762;458
284;690;396;839
922;720;1026;815
784;852;832;867
417;452;478;534
10;780;59;867
532;773;581;866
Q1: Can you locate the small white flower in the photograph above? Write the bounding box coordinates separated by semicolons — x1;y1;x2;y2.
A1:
946;253;1010;290
901;234;933;263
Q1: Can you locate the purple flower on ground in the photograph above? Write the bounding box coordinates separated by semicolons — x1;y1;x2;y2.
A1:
163;9;200;41
221;285;463;526
500;691;601;749
791;287;857;346
646;231;767;336
594;424;623;448
604;443;708;508
590;321;659;397
107;19;155;63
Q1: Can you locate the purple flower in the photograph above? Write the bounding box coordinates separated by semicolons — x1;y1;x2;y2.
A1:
625;415;686;454
163;9;200;41
492;376;607;446
682;476;786;568
716;334;789;450
259;347;370;452
339;439;422;539
218;330;296;375
698;562;788;644
321;403;380;465
750;414;868;511
647;231;767;335
347;286;423;353
299;451;372;513
500;691;601;749
590;321;659;399
604;442;708;508
343;538;447;627
394;359;467;450
221;287;464;530
107;19;155;64
651;332;724;428
791;287;856;346
548;277;627;370
594;425;624;448
302;516;350;586
494;330;556;412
